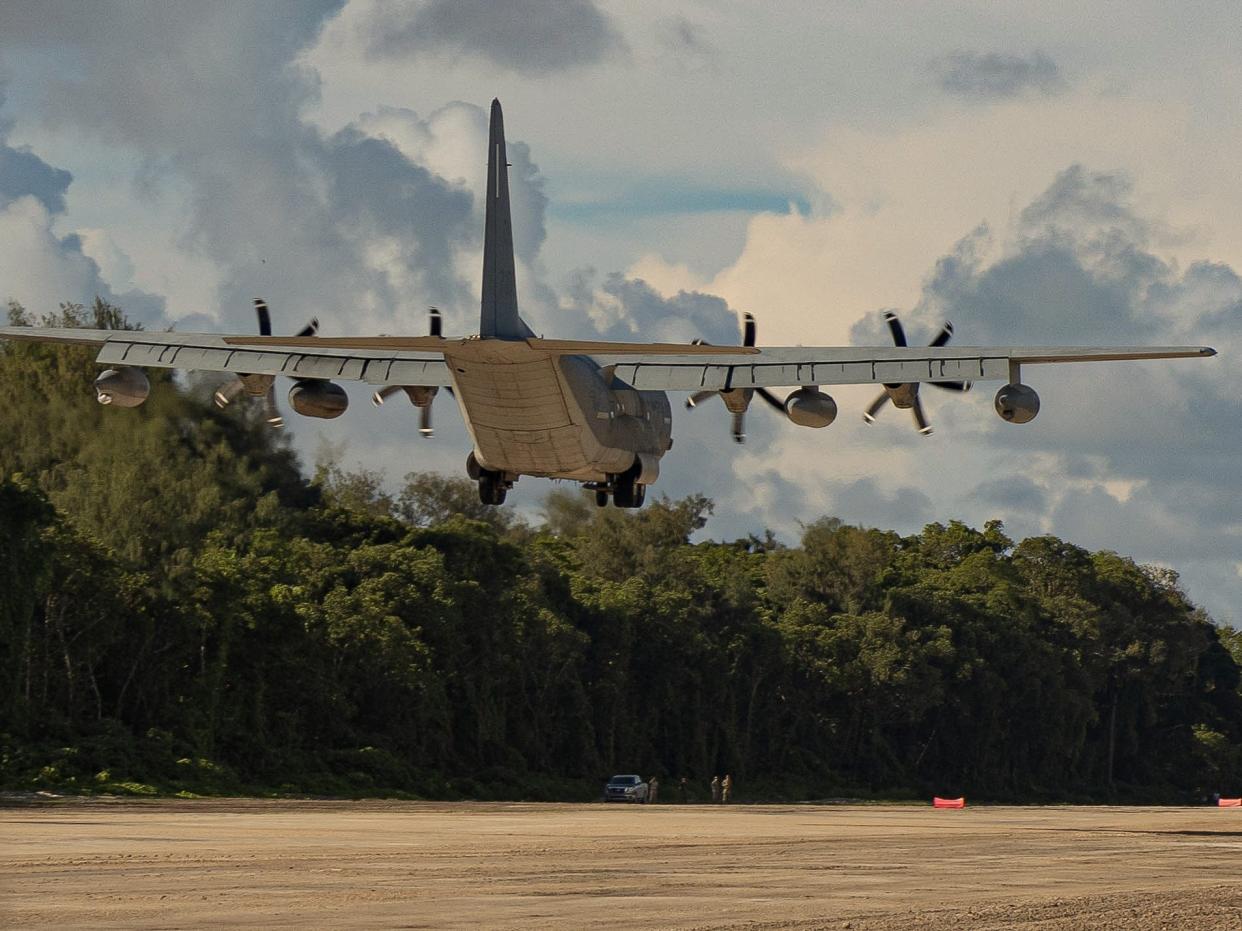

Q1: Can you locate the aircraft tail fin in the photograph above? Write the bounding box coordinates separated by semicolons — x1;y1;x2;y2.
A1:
480;98;531;339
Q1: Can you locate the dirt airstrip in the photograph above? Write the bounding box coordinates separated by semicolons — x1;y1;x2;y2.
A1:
3;798;1241;929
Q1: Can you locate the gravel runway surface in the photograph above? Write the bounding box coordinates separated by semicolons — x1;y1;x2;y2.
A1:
3;798;1241;929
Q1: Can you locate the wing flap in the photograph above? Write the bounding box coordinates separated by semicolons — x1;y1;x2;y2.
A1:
611;355;1011;390
1;327;453;387
365;358;455;386
597;345;1213;390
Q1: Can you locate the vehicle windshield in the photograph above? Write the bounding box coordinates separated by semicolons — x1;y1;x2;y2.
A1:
608;775;640;785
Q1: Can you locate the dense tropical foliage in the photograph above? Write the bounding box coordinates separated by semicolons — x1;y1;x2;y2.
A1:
2;300;1240;801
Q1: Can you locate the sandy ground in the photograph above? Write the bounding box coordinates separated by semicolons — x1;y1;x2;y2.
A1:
3;799;1242;929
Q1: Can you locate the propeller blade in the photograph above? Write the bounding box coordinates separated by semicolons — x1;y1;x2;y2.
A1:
686;390;716;409
429;307;442;338
213;377;245;408
929;380;971;392
731;411;746;443
929;321;954;348
912;396;932;436
372;385;403;407
263;384;284;428
863;392;890;423
755;387;786;413
295;318;319;338
742;312;756;347
419;404;433;437
254;299;272;336
883;311;907;347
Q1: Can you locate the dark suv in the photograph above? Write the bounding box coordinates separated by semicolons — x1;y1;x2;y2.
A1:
603;774;649;803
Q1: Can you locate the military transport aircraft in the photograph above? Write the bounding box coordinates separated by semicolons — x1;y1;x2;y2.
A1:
0;100;1217;508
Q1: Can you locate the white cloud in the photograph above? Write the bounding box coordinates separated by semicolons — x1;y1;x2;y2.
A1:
698;85;1242;351
0;195;103;312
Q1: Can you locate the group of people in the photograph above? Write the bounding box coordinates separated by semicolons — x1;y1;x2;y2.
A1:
646;775;734;803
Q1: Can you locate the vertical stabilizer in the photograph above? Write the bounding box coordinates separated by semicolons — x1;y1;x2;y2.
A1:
480;99;529;339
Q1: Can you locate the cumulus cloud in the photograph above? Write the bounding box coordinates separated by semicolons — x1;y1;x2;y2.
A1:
0;195;168;326
0;89;166;323
971;476;1047;514
0;2;507;337
820;477;935;531
0;0;741;347
0;141;72;214
354;103;550;269
563;270;741;344
365;0;625;74
932;51;1064;101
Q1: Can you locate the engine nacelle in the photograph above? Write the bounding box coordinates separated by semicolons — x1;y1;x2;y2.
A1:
784;388;837;428
288;380;348;419
884;383;918;410
994;383;1040;424
94;367;149;408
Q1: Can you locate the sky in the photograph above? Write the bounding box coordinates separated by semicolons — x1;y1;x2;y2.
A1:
0;1;1239;622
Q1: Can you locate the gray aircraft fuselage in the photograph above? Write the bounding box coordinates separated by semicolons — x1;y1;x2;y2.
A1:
446;340;672;486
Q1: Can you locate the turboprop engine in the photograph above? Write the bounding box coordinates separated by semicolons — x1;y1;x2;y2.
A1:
94;367;149;407
994;383;1040;423
784;388;838;428
288;380;348;419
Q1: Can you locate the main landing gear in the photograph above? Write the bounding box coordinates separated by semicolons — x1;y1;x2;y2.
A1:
478;472;508;505
467;453;513;506
589;462;646;509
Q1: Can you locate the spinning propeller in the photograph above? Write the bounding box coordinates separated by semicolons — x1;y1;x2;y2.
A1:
684;312;787;443
372;308;448;437
862;311;970;436
213;299;318;428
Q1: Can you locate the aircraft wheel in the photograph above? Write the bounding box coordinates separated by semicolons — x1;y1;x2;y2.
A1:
634;485;646;508
613;479;635;508
595;490;609;507
478;473;507;506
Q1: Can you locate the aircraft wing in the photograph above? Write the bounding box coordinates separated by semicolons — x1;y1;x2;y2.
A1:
578;344;1217;391
0;327;1215;392
0;326;453;387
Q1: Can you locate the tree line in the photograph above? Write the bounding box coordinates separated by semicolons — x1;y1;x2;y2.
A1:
2;300;1240;801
